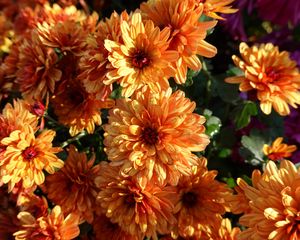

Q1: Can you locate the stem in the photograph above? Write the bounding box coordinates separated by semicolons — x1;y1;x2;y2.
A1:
60;131;87;148
44;114;61;126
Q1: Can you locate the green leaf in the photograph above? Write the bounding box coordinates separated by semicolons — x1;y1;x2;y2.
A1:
204;109;222;137
240;129;268;165
110;85;122;99
233;101;258;129
226;65;244;77
218;148;232;158
222;177;236;188
212;75;240;103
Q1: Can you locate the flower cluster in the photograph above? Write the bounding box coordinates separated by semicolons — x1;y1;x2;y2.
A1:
1;0;300;239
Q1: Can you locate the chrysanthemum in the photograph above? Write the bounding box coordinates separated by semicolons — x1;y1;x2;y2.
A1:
237;160;300;240
226;43;300;116
15;31;62;100
45;145;101;223
0;63;13;102
215;218;241;240
1;99;39;132
41;3;87;24
103;87;209;187
173;157;232;239
93;215;139;240
95;163;177;240
194;0;238;20
0;125;63;190
263;137;297;161
0;99;39;162
140;0;217;84
79;11;128;99
51;78;114;136
257;0;300;26
104;12;178;97
37;21;87;55
13;205;80;240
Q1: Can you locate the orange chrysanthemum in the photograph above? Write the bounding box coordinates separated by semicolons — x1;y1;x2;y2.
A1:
226;43;300;116
173;157;232;239
0;12;13;54
37;20;88;56
0;63;13;102
13;205;80;240
194;0;238;20
141;0;217;84
103;87;209;187
214;218;241;240
45;145;101;223
79;11;128;99
95;163;177;240
226;178;251;215
93;215;139;240
0;99;39;162
51;79;114;136
0;125;63;190
15;31;62;100
237;160;300;240
263;137;297;161
104;12;178;97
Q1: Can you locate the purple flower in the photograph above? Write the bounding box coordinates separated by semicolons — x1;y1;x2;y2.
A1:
257;0;300;26
284;108;300;144
284;108;300;163
221;0;256;41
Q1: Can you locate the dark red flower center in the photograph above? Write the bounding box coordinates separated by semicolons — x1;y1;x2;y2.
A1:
182;191;198;208
124;194;136;207
287;216;300;238
141;127;159;145
22;146;38;160
132;50;150;69
265;67;280;83
31;101;46;117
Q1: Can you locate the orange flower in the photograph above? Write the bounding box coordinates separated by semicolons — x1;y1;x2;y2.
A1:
263;137;297;161
51;78;114;136
15;31;62;100
0;63;13;102
237;160;300;240
0;125;63;190
104;12;179;97
226;43;300;116
194;0;238;20
45;145;101;223
79;11;128;100
226;178;251;215
1;99;39;132
141;0;217;84
95;163;177;239
13;205;80;240
214;218;241;240
93;215;139;240
37;20;88;55
103;87;209;187
173;157;232;239
0;99;39;161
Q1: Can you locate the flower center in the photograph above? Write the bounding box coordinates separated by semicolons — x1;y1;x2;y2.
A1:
141;127;159;145
265;67;280;83
31;101;46;117
182;191;198;208
287;216;300;237
132;50;150;69
22;146;38;160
